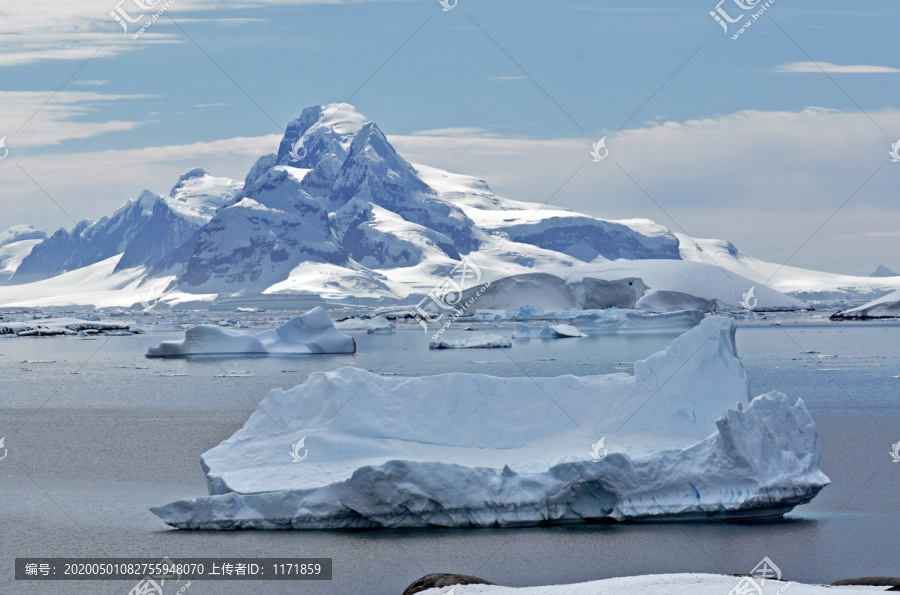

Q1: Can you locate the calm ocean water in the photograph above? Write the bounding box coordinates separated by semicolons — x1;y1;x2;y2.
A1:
1;315;899;594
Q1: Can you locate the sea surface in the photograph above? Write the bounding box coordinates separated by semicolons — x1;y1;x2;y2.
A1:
1;313;899;594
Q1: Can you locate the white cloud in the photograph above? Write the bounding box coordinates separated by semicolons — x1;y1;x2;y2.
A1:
0;91;153;147
409;127;499;138
775;61;900;73
0;0;413;67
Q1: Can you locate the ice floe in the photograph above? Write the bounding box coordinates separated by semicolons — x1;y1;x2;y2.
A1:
429;334;512;349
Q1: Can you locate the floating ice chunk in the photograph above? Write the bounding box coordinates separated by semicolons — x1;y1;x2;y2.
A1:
541;323;586;338
146;307;355;357
429;335;511;349
334;315;394;332
0;317;133;337
151;318;827;529
514;322;587;338
129;319;184;333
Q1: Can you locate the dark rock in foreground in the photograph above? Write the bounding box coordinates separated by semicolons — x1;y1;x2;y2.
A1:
403;573;495;595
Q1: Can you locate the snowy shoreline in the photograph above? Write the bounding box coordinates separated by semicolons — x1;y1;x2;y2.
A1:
411;573;891;594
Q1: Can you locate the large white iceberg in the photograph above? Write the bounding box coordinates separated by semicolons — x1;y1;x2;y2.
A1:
151;317;828;529
146;306;355;356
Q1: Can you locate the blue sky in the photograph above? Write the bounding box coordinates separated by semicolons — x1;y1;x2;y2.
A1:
1;0;899;274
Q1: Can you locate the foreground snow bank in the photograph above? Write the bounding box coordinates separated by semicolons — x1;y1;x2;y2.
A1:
151;317;828;529
414;573;874;594
832;289;900;319
146;307;355;356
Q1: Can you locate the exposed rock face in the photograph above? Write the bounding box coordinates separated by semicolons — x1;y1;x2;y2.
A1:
402;573;496;595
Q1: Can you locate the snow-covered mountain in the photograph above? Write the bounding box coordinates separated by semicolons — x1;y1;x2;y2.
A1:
676;236;900;301
2;103;890;310
0;225;47;283
174;104;682;298
870;264;898;278
7;169;240;285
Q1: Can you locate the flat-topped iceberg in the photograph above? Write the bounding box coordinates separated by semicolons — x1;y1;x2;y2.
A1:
146;306;355;356
429;334;512;349
151;317;828;529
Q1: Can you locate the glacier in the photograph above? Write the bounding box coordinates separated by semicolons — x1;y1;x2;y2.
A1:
146;306;355;356
150;317;829;529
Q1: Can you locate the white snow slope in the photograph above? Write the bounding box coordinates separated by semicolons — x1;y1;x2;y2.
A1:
677;235;900;301
0;225;46;283
412;573;879;595
832;288;900;319
146;306;355;356
151;318;828;529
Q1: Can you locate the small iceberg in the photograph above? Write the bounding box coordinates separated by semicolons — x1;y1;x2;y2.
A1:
151;317;828;529
334;315;395;333
146;307;355;357
514;322;587;338
429;335;512;349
